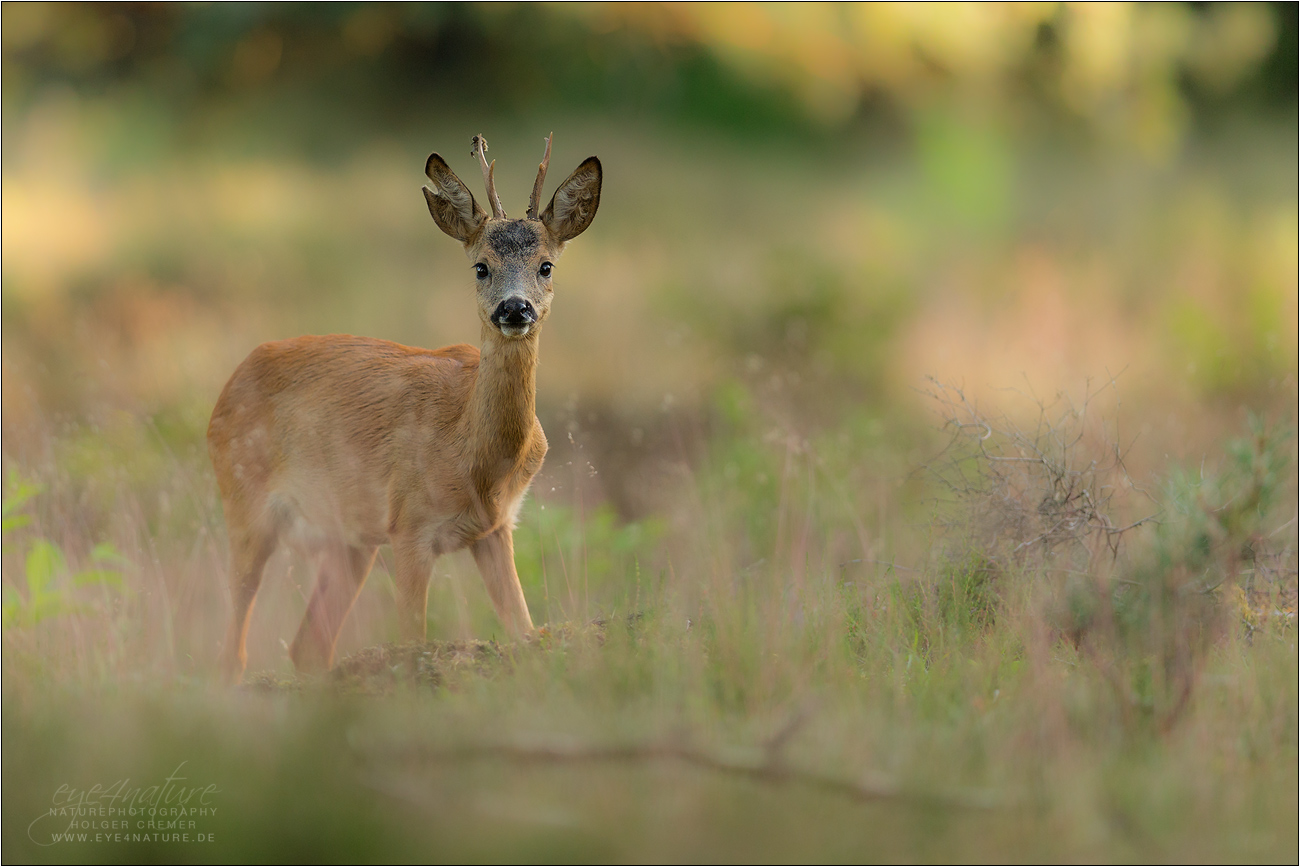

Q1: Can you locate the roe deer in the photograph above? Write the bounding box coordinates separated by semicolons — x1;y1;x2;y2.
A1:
208;134;601;683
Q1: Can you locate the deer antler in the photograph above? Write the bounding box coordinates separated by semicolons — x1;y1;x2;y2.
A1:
526;132;553;221
471;134;506;220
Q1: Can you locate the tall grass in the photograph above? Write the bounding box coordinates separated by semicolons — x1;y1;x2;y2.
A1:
2;375;1295;862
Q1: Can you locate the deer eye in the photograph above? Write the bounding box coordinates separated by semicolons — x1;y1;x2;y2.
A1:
474;263;489;280
539;262;553;278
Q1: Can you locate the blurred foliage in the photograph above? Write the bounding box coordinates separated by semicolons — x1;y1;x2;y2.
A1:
1053;416;1296;730
2;3;1295;149
513;500;665;622
1;475;126;630
3;3;1295;454
1;539;124;629
0;472;42;537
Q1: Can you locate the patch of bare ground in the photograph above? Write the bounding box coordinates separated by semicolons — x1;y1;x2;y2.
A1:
240;620;611;695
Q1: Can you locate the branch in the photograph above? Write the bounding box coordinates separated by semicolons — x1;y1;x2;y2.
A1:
359;737;1013;811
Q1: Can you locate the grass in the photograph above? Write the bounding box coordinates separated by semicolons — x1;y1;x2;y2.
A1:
1;384;1295;863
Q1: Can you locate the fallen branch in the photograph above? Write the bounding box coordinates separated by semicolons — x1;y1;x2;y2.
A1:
357;737;1013;812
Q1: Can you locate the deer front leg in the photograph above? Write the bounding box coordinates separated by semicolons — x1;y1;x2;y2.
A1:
470;525;534;637
392;537;435;642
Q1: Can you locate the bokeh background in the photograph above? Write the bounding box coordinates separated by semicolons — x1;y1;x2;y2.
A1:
2;4;1297;862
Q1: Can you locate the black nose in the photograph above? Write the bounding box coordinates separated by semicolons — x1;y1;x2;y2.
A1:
492;297;536;326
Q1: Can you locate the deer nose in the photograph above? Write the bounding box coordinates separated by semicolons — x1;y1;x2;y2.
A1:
492;297;537;326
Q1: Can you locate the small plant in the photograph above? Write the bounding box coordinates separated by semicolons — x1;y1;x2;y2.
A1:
1;472;127;630
1082;416;1297;731
1155;415;1296;604
0;472;42;538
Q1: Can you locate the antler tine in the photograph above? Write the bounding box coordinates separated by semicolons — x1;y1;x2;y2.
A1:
526;132;553;221
471;134;506;220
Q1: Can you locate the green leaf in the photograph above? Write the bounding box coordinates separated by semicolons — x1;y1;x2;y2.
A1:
1;472;40;545
25;539;65;595
26;595;77;625
2;586;22;629
2;472;43;517
89;542;130;567
2;514;32;532
73;569;123;588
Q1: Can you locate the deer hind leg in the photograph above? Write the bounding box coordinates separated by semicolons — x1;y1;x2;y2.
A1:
289;542;378;674
219;522;279;685
470;526;534;638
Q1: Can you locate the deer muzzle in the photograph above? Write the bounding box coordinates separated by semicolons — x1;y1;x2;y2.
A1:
491;297;537;336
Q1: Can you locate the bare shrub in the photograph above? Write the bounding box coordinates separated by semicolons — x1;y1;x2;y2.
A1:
922;376;1156;577
922;378;1297;733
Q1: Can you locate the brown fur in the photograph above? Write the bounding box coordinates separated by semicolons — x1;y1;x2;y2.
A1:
208;143;601;683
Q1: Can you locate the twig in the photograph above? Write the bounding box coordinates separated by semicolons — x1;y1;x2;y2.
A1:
1269;515;1298;538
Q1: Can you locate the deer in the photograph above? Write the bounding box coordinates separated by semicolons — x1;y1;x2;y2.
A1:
207;134;601;683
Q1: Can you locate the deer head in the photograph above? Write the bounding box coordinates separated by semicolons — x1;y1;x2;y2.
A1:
422;134;602;339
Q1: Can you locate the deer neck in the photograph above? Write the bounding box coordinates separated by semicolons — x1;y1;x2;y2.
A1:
467;325;540;465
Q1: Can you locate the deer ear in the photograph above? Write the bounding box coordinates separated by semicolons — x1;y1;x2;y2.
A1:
542;157;601;243
423;153;488;242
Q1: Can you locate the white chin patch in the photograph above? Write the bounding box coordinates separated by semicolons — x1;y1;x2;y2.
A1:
498;323;532;338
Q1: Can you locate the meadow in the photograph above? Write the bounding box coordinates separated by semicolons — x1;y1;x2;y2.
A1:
3;5;1297;862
